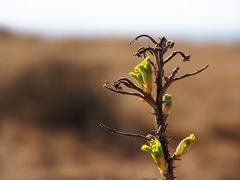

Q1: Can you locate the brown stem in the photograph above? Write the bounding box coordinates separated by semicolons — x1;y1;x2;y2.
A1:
155;51;163;116
155;45;175;180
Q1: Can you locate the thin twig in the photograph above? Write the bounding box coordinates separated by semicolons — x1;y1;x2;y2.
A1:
134;46;155;57
106;80;158;111
129;34;158;45
173;64;209;81
103;83;144;98
114;77;145;95
164;51;191;64
100;123;151;140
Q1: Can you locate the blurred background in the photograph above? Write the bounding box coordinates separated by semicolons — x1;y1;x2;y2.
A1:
0;0;239;179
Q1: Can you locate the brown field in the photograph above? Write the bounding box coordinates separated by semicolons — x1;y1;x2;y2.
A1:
0;29;239;180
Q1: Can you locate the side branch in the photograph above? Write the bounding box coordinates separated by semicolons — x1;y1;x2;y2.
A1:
103;83;144;98
134;46;155;58
161;67;180;96
106;79;158;111
129;34;158;45
173;64;209;81
114;78;145;95
164;51;191;64
100;123;151;141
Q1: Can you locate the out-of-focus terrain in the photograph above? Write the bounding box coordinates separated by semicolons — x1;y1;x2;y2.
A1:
0;29;239;180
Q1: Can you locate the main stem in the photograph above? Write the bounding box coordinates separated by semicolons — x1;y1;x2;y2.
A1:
155;51;174;180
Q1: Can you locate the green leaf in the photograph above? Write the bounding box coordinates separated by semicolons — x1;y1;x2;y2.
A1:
129;56;153;94
141;138;168;174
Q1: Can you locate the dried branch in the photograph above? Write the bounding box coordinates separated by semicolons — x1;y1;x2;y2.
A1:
134;46;155;57
173;64;209;81
114;78;158;111
100;123;151;141
103;83;144;99
129;34;158;45
164;51;191;64
161;67;180;95
114;78;145;94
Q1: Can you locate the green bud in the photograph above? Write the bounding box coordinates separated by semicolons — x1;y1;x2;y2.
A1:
141;138;168;174
175;134;196;157
162;94;172;115
129;56;153;94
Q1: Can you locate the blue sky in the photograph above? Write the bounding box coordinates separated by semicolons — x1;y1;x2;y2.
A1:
0;0;240;41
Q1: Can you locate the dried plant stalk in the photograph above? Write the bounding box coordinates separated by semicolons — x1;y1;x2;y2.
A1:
101;35;208;180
